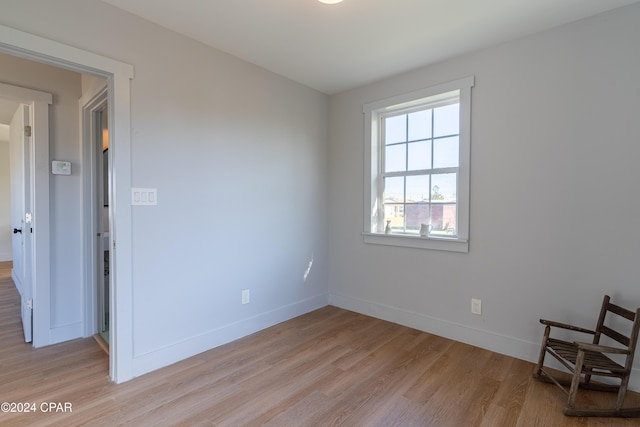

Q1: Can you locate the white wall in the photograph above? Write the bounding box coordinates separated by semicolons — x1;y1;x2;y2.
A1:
0;133;10;261
0;0;329;376
328;3;640;389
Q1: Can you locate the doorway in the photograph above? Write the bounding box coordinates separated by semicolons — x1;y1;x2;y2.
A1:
0;83;52;348
0;101;16;266
0;100;27;341
8;103;32;343
1;22;134;383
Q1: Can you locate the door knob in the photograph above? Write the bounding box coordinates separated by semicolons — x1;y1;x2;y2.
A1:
13;228;22;234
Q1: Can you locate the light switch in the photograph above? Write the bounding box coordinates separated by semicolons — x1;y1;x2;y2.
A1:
131;188;157;206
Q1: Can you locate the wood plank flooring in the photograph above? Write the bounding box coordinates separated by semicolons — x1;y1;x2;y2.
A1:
1;261;639;426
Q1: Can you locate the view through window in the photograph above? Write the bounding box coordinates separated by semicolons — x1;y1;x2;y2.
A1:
382;100;460;236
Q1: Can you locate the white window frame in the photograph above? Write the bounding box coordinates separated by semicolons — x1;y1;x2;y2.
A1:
363;76;474;252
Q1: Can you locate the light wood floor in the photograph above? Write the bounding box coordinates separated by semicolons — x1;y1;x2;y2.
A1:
1;261;639;426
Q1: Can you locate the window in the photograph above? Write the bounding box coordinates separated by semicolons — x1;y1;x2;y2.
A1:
363;76;474;252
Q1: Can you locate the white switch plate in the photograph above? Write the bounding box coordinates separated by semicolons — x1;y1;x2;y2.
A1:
131;188;157;205
242;289;250;304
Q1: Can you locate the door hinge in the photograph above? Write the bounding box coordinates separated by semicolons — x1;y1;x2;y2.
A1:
26;298;33;309
24;125;32;137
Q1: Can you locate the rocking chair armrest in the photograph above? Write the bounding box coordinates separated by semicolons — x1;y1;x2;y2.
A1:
539;319;595;335
574;341;630;355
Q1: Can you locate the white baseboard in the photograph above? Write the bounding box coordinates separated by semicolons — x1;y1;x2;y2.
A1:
328;292;640;392
131;294;329;379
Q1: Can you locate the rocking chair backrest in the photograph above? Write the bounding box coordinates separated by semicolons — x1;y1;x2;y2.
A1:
534;294;640;416
593;295;640;372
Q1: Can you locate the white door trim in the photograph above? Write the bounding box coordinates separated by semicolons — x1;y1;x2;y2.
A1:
0;24;135;383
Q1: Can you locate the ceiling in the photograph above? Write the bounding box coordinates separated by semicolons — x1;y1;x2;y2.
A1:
99;0;640;94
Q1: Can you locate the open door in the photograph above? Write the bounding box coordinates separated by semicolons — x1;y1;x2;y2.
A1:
2;81;52;348
9;103;32;343
81;86;110;349
95;97;110;346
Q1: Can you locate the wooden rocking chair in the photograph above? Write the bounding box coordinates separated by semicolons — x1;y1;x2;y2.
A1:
533;295;640;417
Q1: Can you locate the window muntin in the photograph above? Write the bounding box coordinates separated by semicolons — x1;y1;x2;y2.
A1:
363;76;473;252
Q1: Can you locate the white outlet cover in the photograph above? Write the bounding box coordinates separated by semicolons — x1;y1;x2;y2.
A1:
242;290;250;304
471;299;482;315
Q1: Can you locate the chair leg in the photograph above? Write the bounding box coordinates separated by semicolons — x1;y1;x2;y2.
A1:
533;325;550;379
616;374;630;410
567;349;585;409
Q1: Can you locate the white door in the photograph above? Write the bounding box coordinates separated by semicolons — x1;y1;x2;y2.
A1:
9;104;32;343
94;100;109;342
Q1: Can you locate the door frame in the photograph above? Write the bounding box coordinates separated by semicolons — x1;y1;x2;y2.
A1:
0;24;135;383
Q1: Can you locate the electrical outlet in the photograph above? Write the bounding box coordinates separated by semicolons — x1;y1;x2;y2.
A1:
471;298;482;315
242;289;250;304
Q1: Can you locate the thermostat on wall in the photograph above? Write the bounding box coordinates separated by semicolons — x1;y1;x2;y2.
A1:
52;160;71;175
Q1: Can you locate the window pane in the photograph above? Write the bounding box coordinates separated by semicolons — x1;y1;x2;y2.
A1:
385;115;407;144
385;144;406;172
433;136;459;168
384;176;404;202
407;140;431;171
383;204;404;233
434;103;459;137
406;175;429;202
430;204;457;236
408;110;431;141
431;173;457;202
405;203;430;234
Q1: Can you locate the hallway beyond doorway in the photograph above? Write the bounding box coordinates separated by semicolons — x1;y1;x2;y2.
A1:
0;260;11;280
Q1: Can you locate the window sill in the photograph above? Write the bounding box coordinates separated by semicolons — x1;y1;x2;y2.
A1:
362;232;468;253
